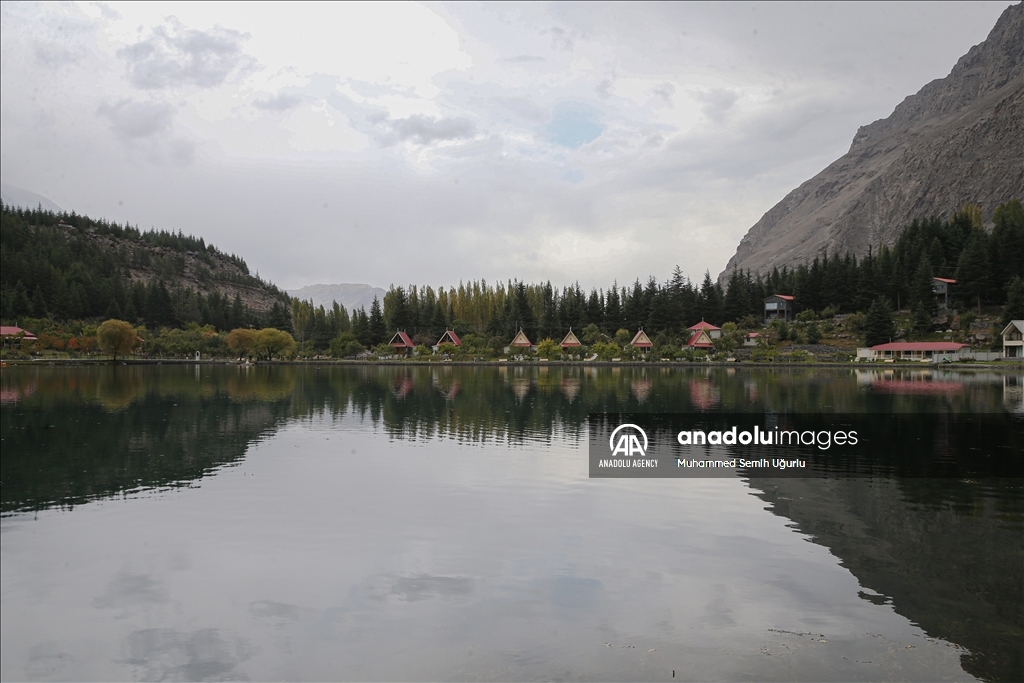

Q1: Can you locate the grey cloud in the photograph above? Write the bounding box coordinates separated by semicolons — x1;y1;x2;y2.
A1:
548;26;574;52
369;113;476;146
695;88;738;121
34;43;81;67
119;19;255;90
253;93;304;111
502;55;546;63
650;82;676;108
97;100;175;140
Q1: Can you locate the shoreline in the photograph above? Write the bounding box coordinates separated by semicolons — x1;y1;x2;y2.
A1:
3;358;1021;370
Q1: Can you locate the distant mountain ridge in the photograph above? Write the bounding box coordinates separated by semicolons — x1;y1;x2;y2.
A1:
720;3;1024;281
1;183;62;213
287;283;386;313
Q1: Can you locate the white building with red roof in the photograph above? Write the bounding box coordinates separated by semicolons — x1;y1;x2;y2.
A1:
0;325;37;344
867;341;968;362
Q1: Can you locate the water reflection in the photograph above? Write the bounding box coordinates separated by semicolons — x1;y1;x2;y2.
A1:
1;364;1021;681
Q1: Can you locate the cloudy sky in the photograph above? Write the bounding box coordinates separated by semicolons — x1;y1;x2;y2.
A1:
0;1;1012;291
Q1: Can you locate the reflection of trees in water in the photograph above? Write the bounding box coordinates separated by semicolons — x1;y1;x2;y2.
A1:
748;477;1023;682
1;366;294;514
2;364;1015;507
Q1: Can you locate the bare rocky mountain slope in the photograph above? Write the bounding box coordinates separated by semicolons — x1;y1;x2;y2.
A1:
720;2;1024;281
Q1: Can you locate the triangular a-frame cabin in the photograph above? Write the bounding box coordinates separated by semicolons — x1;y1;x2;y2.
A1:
687;319;722;338
630;329;653;349
560;328;582;349
436;330;462;347
388;331;415;355
510;329;532;348
687;329;715;348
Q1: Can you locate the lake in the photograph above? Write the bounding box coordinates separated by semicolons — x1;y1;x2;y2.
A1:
1;364;1021;681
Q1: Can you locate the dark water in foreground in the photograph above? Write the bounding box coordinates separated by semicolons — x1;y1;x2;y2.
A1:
1;365;1022;681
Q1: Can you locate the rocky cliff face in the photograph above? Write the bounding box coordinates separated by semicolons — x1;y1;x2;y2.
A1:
720;3;1024;281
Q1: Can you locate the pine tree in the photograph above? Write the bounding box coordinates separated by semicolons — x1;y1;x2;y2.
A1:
865;298;896;347
955;232;991;313
368;296;386;345
1002;277;1024;326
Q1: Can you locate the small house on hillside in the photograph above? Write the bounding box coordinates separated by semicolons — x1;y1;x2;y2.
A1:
932;277;956;309
434;330;462;350
743;332;761;347
764;294;795;322
1003;320;1024;359
630;329;653;353
560;329;582;350
687;320;721;339
388;331;415;356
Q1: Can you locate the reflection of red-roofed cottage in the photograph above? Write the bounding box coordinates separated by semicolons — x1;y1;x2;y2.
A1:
689;380;720;409
764;294;795;322
435;330;461;348
560;328;582;350
630;329;653;352
388;331;415;356
932;277;956;309
0;325;37;345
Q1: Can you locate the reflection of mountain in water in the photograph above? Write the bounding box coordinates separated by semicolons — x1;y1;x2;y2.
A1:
748;477;1023;682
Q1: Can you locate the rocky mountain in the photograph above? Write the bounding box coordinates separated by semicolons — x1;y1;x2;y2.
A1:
720;3;1024;281
287;283;386;313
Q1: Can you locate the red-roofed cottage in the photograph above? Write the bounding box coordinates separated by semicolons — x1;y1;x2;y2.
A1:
434;330;462;350
630;329;653;352
560;329;582;350
764;294;795;322
388;331;415;356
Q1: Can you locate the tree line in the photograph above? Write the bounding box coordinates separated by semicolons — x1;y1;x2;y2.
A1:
318;202;1020;352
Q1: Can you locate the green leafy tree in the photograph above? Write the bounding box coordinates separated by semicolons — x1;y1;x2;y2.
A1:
864;298;896;347
536;338;561;359
226;328;257;359
254;328;295;360
97;319;140;361
329;332;363;358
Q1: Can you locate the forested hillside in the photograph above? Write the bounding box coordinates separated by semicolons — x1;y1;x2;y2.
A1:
0;204;291;330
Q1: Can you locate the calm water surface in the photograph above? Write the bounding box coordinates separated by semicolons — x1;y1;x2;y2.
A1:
1;365;1022;681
